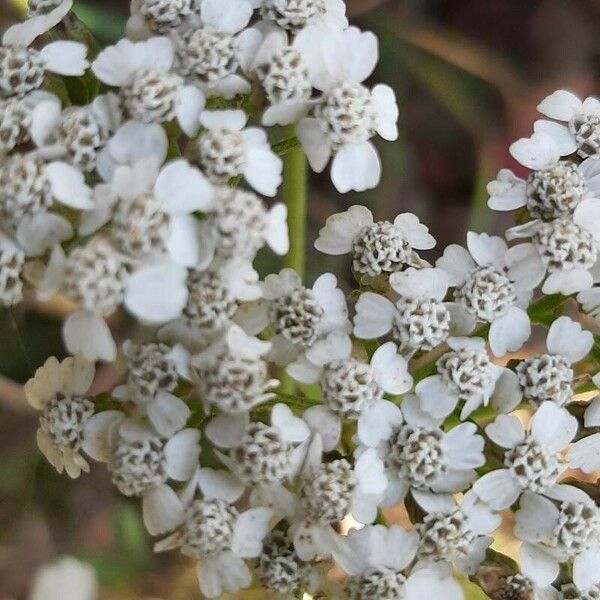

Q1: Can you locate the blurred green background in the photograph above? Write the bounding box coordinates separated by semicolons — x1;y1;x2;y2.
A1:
1;0;599;597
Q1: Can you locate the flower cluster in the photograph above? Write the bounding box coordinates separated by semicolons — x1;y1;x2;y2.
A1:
5;1;600;599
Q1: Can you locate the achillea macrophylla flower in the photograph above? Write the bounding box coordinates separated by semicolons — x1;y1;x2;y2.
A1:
0;233;25;307
259;0;347;32
192;110;283;196
200;186;289;261
514;486;600;589
416;336;522;420
91;37;205;137
37;240;128;362
241;268;350;366
155;468;273;599
314;205;435;277
488;156;600;221
517;316;593;408
334;524;464;600
472;402;578;511
437;231;535;357
165;0;259;99
30;556;98;600
354;267;454;356
28;93;121;172
127;0;196;37
535;89;600;159
192;324;280;413
355;396;484;505
25;355;97;478
412;490;499;577
1;1;88;99
506;200;600;295
296;27;398;193
287;332;412;419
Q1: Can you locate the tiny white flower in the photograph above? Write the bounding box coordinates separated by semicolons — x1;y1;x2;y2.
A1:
92;36;205;136
473;402;578;510
416;336;522;420
258;0;347;32
30;556;98;600
356;396;484;505
0;233;25;307
514;486;600;589
315;205;435;276
437;231;535;357
517;316;593;408
127;0;196;37
296;27;398;193
24;355;97;478
194;109;283;196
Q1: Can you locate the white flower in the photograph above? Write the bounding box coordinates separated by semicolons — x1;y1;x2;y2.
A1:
517;316;593;408
514;486;600;589
354;267;455;356
30;556;98;600
412;489;500;576
242;268;350;366
356;396;484;504
416;336;522;420
192;324;280;413
194;109;283;196
2;0;88;99
156;469;273;599
473;402;578;510
92;37;205;136
24;355;97;478
488;156;600;220
0;232;25;307
535;89;600;159
314;205;435;276
259;0;347;32
436;231;535;357
287;332;413;419
296;27;398;193
335;524;464;600
126;0;196;37
506;199;600;295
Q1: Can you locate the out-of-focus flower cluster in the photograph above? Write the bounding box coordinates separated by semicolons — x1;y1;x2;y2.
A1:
4;1;600;598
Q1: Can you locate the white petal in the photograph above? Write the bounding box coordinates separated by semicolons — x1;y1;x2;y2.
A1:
435;244;476;286
515;492;559;543
40;41;88;76
488;307;531;358
314;205;373;255
485;414;525;448
324;26;378;84
3;0;72;47
542;268;594;295
520;543;559;587
142;484;184;536
262;100;311;126
353;292;395;338
166;215;204;267
371;84;398;141
370;342;412;395
509;131;561;170
537;90;583;121
243;143;283;197
357;400;403;447
331;141;381;193
156;159;214;214
286;355;322;384
389;267;449;301
567;433;600;474
205;412;249;448
81;410;123;462
411;490;456;514
175;85;205;137
415;375;459;419
44;162;93;209
264;203;289;255
198;552;251;599
17;213;72;257
472;469;521;510
37;244;66;301
125;263;188;324
305;332;352;366
487;168;527;211
200;0;253;33
199;109;247;132
164;428;200;481
30;98;61;147
271;403;310;443
148;392;191;438
197;468;245;502
400;394;445;429
231;507;273;558
573;550;600;590
63;309;116;362
297;117;332;172
530;402;578;452
467;232;508;269
505;242;546;291
546;316;593;363
441;422;484;469
311;272;349;334
574;197;600;238
533;120;577;156
354;448;387;495
302;406;341;452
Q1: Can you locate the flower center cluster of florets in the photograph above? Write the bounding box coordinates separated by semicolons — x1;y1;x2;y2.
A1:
56;107;107;171
388;424;446;488
316;80;376;148
320;358;383;419
526;162;586;219
551;501;600;556
140;0;195;33
352;221;414;277
269;286;323;346
560;583;600;599
535;219;598;272
256;531;307;595
495;575;536;600
0;45;44;99
346;567;407;600
0;243;24;307
437;348;495;398
120;68;182;124
180;499;239;558
197;129;246;183
455;265;517;322
109;436;167;496
127;342;179;400
0;98;31;152
39;393;94;452
62;244;128;314
177;26;238;81
569;113;600;159
301;458;357;523
392;296;451;353
257;47;312;104
504;437;563;493
417;508;476;562
516;354;573;407
260;0;327;30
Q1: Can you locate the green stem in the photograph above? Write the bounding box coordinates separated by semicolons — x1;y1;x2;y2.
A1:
282;125;307;279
